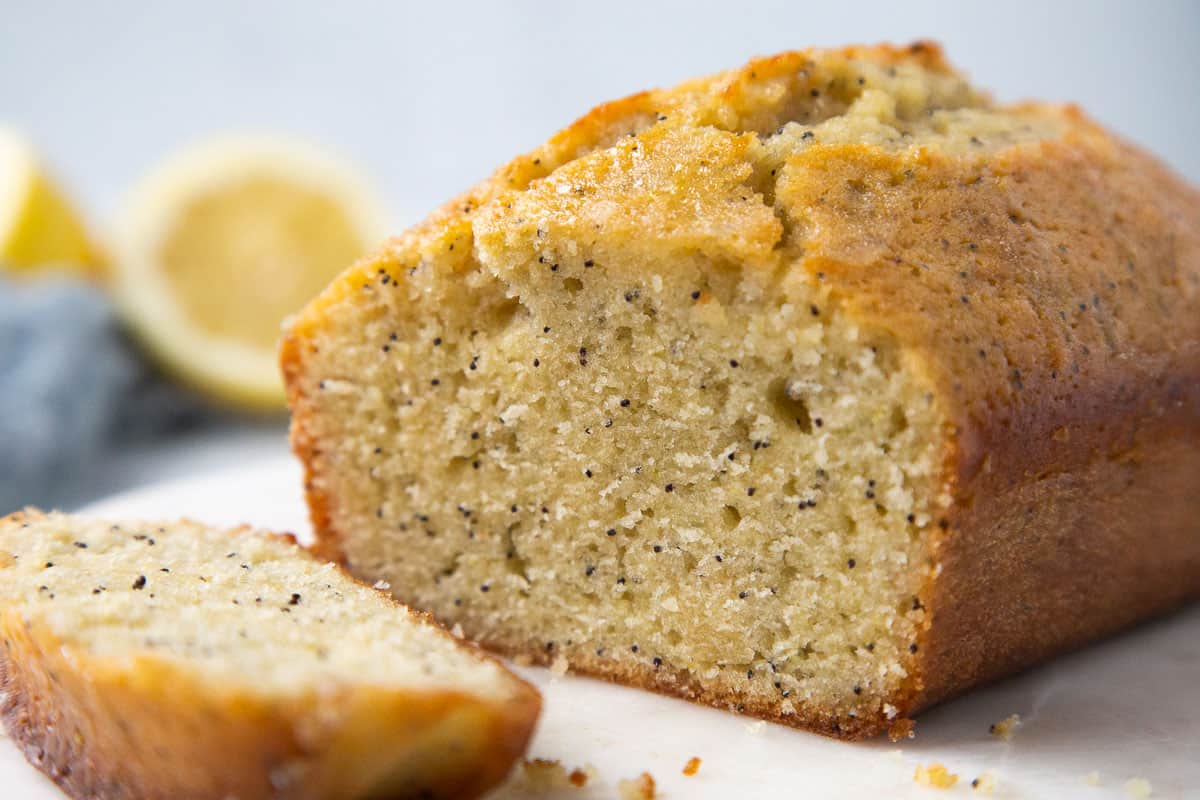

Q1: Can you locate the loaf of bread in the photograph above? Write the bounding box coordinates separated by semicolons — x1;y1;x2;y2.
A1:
0;510;540;799
281;42;1200;739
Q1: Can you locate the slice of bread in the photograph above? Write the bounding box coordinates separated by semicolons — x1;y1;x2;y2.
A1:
281;42;1200;738
0;509;540;799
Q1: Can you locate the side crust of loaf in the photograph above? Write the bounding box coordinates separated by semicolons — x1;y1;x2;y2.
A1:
780;132;1200;713
0;509;541;800
282;42;1200;738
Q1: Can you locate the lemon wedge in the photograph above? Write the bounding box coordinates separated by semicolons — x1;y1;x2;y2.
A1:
0;127;101;275
111;136;389;410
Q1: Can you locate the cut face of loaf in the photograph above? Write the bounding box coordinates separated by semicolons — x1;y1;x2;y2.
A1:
0;510;540;800
283;43;1200;738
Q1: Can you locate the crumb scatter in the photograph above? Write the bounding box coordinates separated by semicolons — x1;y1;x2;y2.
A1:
914;763;958;789
988;713;1021;741
617;772;657;800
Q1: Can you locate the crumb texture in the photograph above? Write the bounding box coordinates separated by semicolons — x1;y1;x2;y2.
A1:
0;510;538;800
0;511;511;695
284;42;1200;738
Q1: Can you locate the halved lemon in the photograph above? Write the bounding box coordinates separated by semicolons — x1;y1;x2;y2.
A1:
0;127;101;276
111;136;390;411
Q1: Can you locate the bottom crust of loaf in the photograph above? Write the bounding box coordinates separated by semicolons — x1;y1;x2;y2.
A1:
445;626;907;742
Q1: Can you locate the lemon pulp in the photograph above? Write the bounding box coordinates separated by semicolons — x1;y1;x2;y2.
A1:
111;136;389;410
159;176;365;350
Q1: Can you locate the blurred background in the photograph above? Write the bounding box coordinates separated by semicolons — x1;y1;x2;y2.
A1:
2;0;1198;513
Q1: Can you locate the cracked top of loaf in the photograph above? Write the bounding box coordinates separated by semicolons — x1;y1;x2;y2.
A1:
294;40;1198;483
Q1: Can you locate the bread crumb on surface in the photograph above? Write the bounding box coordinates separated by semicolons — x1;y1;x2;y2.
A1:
549;653;569;677
1123;777;1153;799
511;758;594;791
518;758;570;791
889;718;916;740
988;714;1021;741
970;771;997;793
914;763;959;789
682;756;702;776
1084;771;1102;786
617;772;657;800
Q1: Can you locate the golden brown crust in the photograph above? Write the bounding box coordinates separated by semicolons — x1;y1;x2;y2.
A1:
450;629;890;741
0;512;541;799
280;343;345;566
283;41;1200;738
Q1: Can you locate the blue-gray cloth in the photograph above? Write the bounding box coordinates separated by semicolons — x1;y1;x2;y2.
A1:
0;275;225;513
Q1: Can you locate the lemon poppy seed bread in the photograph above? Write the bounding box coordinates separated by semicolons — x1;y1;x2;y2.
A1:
0;510;540;799
282;42;1200;739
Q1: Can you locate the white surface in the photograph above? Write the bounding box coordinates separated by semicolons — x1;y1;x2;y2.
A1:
2;1;1198;235
2;455;1197;799
59;423;290;511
